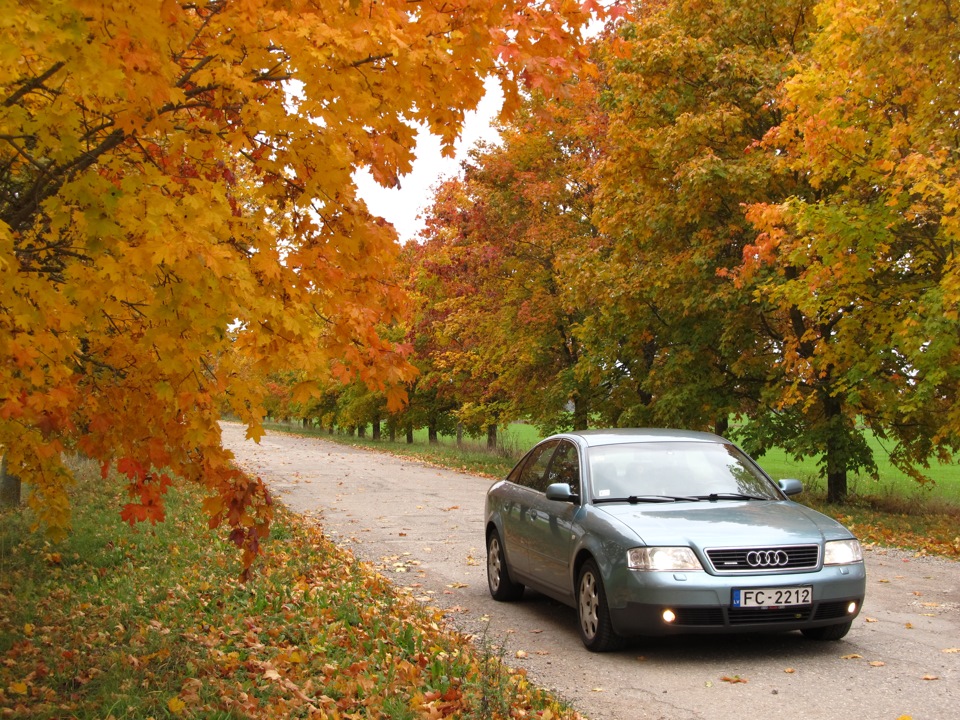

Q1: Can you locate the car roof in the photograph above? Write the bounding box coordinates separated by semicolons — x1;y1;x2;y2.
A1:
551;428;726;448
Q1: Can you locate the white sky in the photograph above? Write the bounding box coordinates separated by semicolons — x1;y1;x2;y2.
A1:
354;77;504;244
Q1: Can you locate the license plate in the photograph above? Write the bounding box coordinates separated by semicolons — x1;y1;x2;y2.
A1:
733;586;812;608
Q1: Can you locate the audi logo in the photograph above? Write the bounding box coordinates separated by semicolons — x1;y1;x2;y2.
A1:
746;550;790;567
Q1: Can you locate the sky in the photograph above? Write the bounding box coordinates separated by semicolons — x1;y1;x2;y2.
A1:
353;78;504;244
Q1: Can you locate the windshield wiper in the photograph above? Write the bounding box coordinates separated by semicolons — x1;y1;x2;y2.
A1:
594;495;701;504
693;492;769;501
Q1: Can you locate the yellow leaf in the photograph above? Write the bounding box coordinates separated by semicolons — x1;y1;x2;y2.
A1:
9;682;28;696
841;654;863;660
869;661;886;667
167;697;186;715
23;624;34;637
942;648;960;653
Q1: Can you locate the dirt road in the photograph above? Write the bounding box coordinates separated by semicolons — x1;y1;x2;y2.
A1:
221;424;959;720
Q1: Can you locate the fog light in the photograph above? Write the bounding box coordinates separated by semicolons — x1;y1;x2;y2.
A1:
662;609;676;624
847;602;858;615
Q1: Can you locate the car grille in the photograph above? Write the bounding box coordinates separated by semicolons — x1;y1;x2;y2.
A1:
705;544;820;573
670;606;814;627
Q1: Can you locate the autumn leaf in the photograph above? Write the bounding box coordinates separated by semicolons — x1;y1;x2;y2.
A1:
167;697;186;715
841;654;863;660
721;675;748;684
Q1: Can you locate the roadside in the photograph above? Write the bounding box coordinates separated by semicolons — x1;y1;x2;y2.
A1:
224;423;960;720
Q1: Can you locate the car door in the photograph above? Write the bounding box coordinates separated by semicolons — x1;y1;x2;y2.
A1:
524;440;582;596
501;440;559;578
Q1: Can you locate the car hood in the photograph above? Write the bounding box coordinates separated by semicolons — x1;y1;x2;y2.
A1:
595;501;852;547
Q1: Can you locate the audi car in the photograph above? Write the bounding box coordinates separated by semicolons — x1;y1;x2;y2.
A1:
484;429;866;651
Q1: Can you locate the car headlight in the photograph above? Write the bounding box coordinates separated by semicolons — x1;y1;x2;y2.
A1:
627;547;703;571
824;539;863;565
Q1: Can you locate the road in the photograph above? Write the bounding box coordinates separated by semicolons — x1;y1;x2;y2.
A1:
221;424;959;720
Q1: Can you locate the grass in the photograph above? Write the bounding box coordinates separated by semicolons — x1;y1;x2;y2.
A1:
265;420;960;559
0;457;582;719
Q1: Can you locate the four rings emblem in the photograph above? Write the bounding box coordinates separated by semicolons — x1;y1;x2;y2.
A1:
746;550;790;567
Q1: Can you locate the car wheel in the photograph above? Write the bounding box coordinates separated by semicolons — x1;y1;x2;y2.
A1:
801;620;853;641
487;529;524;601
576;559;624;652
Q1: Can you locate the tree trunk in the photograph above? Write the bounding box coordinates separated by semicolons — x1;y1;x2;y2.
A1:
456;422;464;448
824;395;848;503
406;424;414;444
1;455;21;508
487;424;497;450
428;419;439;445
372;417;381;441
357;424;366;438
714;415;729;438
572;394;589;431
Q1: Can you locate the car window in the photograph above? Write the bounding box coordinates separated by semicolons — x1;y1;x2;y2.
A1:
546;440;581;496
588;441;781;500
515;440;559;493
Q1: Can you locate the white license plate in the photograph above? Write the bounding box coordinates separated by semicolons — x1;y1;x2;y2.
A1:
733;586;812;608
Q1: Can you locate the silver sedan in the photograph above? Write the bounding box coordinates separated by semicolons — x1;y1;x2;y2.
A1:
484;429;866;651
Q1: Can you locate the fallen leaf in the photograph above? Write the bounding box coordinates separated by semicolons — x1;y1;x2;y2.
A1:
591;687;604;692
942;648;960;653
922;675;940;681
841;654;863;660
784;668;796;674
905;622;914;629
865;617;879;623
869;661;886;667
9;681;28;696
515;650;528;659
721;675;748;684
168;697;186;715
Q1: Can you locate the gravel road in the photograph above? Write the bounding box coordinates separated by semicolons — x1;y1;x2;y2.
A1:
221;423;960;720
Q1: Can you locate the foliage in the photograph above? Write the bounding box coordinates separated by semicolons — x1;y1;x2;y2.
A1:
0;0;599;566
739;0;960;492
413;75;609;434
0;457;584;719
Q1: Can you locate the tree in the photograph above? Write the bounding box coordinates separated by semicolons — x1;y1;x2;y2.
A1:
414;78;609;435
0;0;598;569
740;0;960;497
593;0;817;436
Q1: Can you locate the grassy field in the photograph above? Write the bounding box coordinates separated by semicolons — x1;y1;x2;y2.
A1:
268;421;960;558
0;457;581;719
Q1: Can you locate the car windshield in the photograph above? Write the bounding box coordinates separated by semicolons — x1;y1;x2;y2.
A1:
588;441;782;502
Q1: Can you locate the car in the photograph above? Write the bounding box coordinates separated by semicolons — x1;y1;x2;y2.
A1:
484;429;866;651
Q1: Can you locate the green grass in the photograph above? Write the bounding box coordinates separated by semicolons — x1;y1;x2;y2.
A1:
0;458;582;719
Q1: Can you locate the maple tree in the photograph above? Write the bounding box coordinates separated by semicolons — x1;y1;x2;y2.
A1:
0;0;599;567
413;78;609;435
740;0;960;496
591;0;816;435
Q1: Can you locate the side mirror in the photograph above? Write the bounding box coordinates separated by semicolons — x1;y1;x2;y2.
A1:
545;483;580;503
778;478;803;496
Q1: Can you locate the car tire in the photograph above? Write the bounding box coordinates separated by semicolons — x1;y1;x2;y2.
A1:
487;529;524;601
576;559;624;652
801;620;853;641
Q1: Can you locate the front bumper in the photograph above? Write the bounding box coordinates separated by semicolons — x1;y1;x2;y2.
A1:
607;563;866;637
